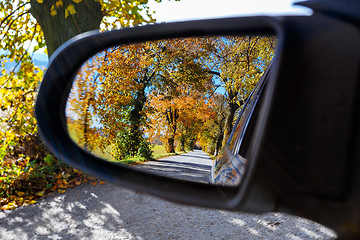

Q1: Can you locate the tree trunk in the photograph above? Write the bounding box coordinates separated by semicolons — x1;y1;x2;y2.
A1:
222;101;239;147
30;0;103;57
179;138;186;152
166;137;176;153
187;137;196;151
128;84;147;155
164;108;179;153
83;96;91;150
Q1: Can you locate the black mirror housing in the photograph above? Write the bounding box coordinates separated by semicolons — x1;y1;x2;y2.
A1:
35;16;281;211
35;9;360;237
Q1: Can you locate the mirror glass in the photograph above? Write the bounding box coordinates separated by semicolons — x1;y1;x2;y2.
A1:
65;35;276;185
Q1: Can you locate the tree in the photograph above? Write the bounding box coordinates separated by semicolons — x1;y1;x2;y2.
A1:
147;82;215;153
208;36;276;146
0;0;176;162
66;55;100;151
66;37;215;157
95;44;155;160
198;93;227;156
176;91;215;152
2;0;170;58
141;38;214;153
65;35;276;161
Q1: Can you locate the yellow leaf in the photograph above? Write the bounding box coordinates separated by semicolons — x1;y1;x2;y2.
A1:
56;0;63;8
24;200;37;206
36;0;43;3
67;4;76;15
1;203;17;210
36;191;44;197
91;182;97;186
58;189;66;194
99;181;105;185
65;9;69;19
75;181;81;185
72;0;82;3
51;9;57;17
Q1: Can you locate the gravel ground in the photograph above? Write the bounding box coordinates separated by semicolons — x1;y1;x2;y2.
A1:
0;182;337;239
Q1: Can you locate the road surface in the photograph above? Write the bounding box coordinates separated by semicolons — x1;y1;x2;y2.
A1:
136;150;212;183
0;150;337;239
0;182;336;239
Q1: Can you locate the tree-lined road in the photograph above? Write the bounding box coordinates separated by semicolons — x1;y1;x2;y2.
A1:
136;150;213;183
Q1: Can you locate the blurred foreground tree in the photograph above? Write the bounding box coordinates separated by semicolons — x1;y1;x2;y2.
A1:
0;0;176;162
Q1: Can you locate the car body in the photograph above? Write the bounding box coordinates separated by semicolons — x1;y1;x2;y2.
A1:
211;64;270;186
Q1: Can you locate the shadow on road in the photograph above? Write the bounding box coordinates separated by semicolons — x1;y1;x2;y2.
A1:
136;149;212;183
0;182;337;239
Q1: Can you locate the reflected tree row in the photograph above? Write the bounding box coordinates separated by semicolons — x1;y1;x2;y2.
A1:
66;35;276;163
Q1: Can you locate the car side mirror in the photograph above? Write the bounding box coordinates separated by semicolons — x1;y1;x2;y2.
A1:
35;13;360;238
35;16;281;211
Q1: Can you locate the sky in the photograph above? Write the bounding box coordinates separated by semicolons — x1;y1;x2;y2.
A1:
147;0;312;22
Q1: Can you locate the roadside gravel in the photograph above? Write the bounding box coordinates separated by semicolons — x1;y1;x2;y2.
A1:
0;182;337;239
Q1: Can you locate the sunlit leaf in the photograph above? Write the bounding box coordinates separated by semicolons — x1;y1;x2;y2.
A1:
56;0;63;8
67;4;76;15
57;189;66;194
36;191;44;197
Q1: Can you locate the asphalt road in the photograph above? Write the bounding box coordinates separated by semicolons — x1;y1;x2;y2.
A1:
135;150;212;183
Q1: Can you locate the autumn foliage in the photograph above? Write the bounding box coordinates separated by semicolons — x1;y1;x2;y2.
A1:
1;0;275;211
0;0;174;210
66;36;276;163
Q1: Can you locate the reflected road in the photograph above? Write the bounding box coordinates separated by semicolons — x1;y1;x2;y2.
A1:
136;150;213;183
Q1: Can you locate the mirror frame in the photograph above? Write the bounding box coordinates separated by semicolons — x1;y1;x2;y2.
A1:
35;16;283;211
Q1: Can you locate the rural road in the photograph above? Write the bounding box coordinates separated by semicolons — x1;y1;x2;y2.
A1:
0;151;337;239
135;150;212;183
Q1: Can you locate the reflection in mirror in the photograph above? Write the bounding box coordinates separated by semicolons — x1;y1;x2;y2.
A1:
65;35;276;185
